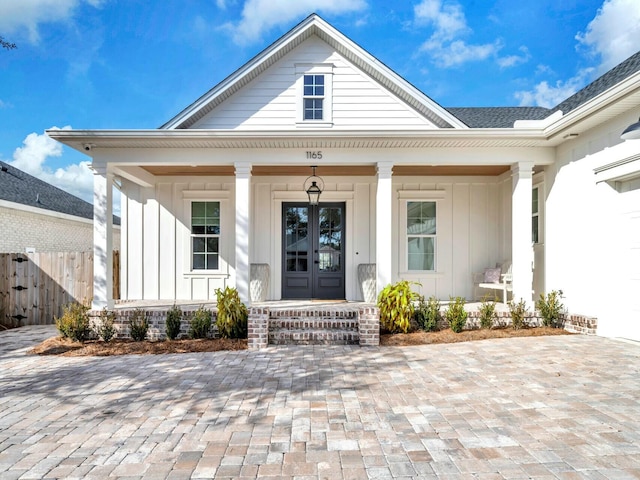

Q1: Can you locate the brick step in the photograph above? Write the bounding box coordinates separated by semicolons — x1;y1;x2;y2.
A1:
269;318;359;330
268;328;359;345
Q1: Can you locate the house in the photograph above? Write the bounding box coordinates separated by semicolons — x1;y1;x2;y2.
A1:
0;160;121;253
48;15;640;341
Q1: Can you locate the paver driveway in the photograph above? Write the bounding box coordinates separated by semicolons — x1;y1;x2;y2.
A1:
1;325;639;479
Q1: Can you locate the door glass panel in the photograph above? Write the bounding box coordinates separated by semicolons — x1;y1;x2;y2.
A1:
318;206;342;272
285;206;308;272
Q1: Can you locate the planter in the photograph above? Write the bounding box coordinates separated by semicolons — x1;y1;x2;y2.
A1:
357;263;377;303
250;263;270;302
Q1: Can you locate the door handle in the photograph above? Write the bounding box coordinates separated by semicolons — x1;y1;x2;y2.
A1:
314;260;319;264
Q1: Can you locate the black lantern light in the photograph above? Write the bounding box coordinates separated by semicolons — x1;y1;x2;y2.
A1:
621;117;640;140
304;166;324;205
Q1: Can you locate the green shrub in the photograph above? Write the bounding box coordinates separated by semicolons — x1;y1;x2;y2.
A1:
508;298;527;330
55;302;92;342
129;308;149;341
215;287;248;339
535;290;565;327
98;307;116;342
189;306;213;339
165;304;183;340
378;280;420;333
445;296;467;333
414;295;440;332
478;300;496;330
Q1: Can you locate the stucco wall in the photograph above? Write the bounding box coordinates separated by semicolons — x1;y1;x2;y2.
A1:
0;204;120;253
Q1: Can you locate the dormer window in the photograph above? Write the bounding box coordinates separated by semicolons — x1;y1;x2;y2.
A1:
296;64;333;126
303;75;324;120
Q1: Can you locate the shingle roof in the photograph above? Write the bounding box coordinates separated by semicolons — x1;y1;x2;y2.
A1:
446;50;640;128
445;107;551;128
0;161;120;226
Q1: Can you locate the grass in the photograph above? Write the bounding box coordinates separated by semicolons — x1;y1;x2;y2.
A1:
27;325;572;356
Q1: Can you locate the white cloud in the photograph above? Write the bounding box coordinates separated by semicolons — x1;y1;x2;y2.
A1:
0;99;11;109
0;0;104;43
8;127;95;205
497;46;531;69
414;0;501;67
224;0;367;45
576;0;640;72
514;68;594;108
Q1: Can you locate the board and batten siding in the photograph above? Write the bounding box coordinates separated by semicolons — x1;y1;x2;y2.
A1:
119;173;509;302
191;36;435;131
120;177;235;301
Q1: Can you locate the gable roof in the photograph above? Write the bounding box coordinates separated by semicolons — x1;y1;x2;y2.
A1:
0;161;120;225
161;14;467;130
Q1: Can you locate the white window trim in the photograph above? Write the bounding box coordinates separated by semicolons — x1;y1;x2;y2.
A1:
397;191;445;274
295;63;334;127
182;190;231;276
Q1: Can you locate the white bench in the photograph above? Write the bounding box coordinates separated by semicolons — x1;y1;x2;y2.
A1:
473;262;512;303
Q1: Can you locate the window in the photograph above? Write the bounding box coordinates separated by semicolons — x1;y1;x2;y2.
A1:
303;74;324;120
532;187;539;244
191;201;220;270
407;201;436;271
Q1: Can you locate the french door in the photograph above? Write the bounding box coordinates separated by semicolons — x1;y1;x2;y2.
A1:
282;202;345;299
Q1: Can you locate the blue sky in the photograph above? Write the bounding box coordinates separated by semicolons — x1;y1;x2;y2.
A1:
1;0;639;211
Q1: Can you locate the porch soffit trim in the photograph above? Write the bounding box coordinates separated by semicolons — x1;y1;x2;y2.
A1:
160;15;466;130
47;128;551;152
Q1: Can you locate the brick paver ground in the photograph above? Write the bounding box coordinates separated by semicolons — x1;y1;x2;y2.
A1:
1;325;639;479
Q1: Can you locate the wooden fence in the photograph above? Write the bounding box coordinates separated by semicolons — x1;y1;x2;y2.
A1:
0;251;119;328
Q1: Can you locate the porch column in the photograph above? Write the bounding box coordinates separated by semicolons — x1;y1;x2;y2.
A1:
235;162;251;305
511;162;534;305
376;162;394;293
92;166;114;310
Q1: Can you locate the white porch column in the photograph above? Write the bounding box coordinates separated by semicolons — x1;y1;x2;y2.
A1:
92;166;114;310
376;162;394;293
235;162;251;305
511;162;534;306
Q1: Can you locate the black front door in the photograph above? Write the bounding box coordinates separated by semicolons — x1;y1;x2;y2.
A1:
282;202;345;299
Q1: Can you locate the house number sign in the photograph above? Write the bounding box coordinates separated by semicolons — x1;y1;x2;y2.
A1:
306;151;323;159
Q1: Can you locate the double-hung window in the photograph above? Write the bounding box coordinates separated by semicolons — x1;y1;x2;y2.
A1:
532;186;539;244
303;74;324;120
407;201;436;271
191;201;220;270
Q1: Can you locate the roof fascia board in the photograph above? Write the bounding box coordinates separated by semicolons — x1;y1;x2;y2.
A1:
543;70;640;139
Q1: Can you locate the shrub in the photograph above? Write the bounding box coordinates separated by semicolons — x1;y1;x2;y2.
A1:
445;296;467;333
98;307;116;342
478;300;496;330
215;287;248;339
165;304;183;340
378;280;420;333
55;302;92;342
414;295;440;332
536;290;565;327
189;306;213;339
129;308;149;341
508;298;527;330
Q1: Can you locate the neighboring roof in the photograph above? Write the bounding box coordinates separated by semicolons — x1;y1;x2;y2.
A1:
0;161;120;226
162;13;467;130
446;107;551;128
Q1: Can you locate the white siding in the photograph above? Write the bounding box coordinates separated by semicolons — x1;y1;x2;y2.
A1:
192;36;436;131
545;107;640;341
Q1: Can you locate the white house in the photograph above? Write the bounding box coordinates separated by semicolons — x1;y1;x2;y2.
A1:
48;15;640;341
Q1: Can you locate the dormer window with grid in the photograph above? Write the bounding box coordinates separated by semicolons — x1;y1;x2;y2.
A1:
303;75;324;120
296;64;333;126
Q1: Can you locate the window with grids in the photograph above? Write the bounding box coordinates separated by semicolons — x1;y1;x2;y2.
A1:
191;201;220;270
303;74;324;120
407;201;436;271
